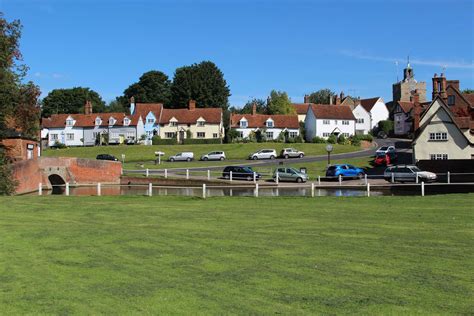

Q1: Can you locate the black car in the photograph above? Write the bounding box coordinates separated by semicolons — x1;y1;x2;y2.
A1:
96;154;118;161
222;166;261;181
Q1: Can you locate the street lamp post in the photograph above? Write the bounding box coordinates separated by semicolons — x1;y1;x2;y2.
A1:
326;144;333;165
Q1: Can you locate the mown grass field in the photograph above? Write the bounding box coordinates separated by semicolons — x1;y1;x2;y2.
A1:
42;143;362;169
0;195;472;314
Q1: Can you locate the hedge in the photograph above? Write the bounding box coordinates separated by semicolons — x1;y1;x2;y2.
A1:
152;136;177;145
182;138;222;145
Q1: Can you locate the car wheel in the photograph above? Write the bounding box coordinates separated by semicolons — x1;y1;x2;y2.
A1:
187;157;191;162
220;157;224;161
299;153;304;158
203;157;208;161
252;156;258;160
357;173;364;179
170;158;174;162
296;177;303;183
284;154;289;159
270;155;275;160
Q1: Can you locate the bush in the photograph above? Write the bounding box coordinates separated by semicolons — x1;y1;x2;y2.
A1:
359;134;373;142
349;135;361;146
152;135;177;145
293;135;304;143
337;134;346;144
327;134;337;144
0;148;17;195
378;120;394;135
312;136;326;143
53;141;67;149
182;138;221;145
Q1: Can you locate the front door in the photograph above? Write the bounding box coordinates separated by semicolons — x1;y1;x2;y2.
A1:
179;131;185;144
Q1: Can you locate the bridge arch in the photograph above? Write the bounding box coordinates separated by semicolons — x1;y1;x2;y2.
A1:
48;174;66;194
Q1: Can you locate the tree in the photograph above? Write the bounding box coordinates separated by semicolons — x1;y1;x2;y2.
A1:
41;87;106;117
171;61;230;110
267;90;294;115
122;70;171;108
239;98;267;114
462;89;474;94
106;99;127;113
307;89;336;104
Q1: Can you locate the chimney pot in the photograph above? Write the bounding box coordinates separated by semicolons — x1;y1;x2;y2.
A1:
188;99;196;111
252;102;257;115
304;94;310;103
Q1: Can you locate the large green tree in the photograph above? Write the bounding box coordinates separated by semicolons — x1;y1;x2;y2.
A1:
171;61;230;109
267;90;294;115
239;98;267;114
307;89;336;104
462;89;473;94
121;70;171;109
41;87;106;117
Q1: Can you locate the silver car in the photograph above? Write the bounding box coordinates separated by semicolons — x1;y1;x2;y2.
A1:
384;165;437;183
200;151;226;161
249;149;277;160
169;152;194;162
280;148;304;159
273;167;308;183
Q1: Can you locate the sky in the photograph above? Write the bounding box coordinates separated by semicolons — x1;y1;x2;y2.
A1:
1;0;473;107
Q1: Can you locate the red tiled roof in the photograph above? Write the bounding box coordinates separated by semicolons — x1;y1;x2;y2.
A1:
230;113;300;129
359;97;380;112
160;108;222;124
42;112;141;128
134;103;162;119
454;117;471;129
397;101;415;113
462;94;474;106
291;103;310;115
308;104;355;120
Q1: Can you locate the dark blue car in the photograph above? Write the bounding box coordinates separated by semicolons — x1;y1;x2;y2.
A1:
326;164;365;179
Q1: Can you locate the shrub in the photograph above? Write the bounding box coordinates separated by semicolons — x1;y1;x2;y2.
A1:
182;138;221;144
53;141;67;149
349;135;361;146
152;135;177;145
337;134;346;144
312;136;326;143
276;132;286;143
359;134;373;142
378;120;394;135
0;148;16;195
327;134;337;144
186;129;192;139
293;135;304;143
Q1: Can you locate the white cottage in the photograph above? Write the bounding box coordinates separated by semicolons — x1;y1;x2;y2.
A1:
304;104;355;141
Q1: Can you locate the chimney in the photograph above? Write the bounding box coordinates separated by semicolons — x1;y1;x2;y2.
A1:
252;102;257;115
84;100;92;115
329;95;333;105
446;80;460;91
340;91;345;100
304;94;310;103
335;94;341;105
188;99;196;111
130;96;135;115
412;90;421;131
440;73;447;101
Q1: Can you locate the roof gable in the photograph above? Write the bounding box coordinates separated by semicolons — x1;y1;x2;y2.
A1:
160;107;222;124
230;113;299;129
309;104;355;120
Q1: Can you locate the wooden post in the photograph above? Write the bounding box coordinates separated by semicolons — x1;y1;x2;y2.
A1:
202;184;206;199
148;183;153;197
38;183;42;196
367;182;370;197
164;169;168;179
447;171;450;184
391;172;395;183
311;182;315;197
275;171;279;185
207;170;211;180
186;169;189;180
65;182;70;196
255;183;259;197
253;172;256;183
364;174;368;185
338;174;342;185
146;168;149;177
421;181;425;197
318;175;321;186
97;182;101;196
230;171;233;182
416;172;419;184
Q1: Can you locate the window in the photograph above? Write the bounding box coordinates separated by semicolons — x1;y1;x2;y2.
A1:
240;120;248;128
170;121;178;127
66;133;74;141
323;133;331;137
448;95;455;106
342;120;349;125
266;120;274;128
429;132;448;141
95;118;101;125
430;154;448;160
126;132;135;139
213;133;218;138
266;131;274;139
323;120;330;125
197;121;205;127
50;133;58;140
343;133;350;137
197;132;205;138
124;118;130;126
147;119;154;124
66;119;74;126
109;118;115;126
334;120;338;125
238;131;244;138
356;118;364;124
289;131;298;138
165;132;176;138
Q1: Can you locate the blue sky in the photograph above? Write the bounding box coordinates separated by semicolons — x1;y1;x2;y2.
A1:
2;0;473;107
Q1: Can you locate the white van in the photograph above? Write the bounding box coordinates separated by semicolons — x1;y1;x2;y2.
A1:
169;152;194;162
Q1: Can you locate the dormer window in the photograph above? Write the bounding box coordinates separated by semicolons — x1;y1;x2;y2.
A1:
240;120;248;128
124;117;130;126
448;95;455;106
66;118;74;126
266;119;274;128
109;117;116;126
197;120;205;127
170;121;178;127
95;117;102;126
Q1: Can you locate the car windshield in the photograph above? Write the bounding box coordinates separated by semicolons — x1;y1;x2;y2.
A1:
379;146;388;151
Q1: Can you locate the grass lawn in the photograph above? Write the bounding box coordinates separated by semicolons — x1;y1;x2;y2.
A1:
0;195;472;314
42;143;362;168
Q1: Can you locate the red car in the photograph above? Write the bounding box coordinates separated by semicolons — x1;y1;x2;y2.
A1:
374;152;396;166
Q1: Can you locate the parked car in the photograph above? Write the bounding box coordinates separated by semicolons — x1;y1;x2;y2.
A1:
222;166;261;181
273;167;308;183
200;151;226;161
375;145;396;155
280;148;304;159
374;152;397;166
326;164;365;179
248;149;277;160
169;152;194;162
384;165;437;183
96;154;118;161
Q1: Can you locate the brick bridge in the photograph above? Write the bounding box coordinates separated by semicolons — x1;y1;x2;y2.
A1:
12;157;122;194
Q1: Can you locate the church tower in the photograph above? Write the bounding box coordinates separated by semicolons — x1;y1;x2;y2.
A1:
392;58;427;103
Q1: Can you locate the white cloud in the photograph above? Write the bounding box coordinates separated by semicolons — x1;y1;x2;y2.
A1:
340;50;474;70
